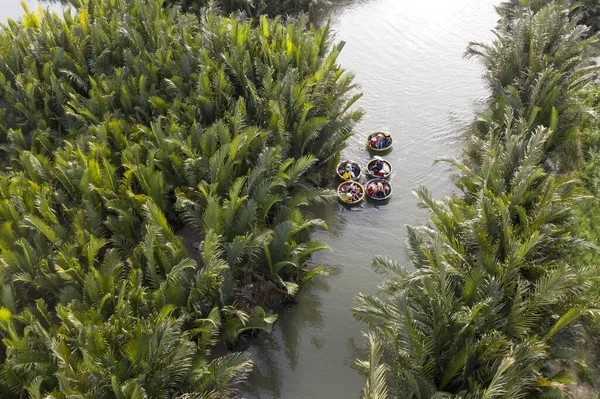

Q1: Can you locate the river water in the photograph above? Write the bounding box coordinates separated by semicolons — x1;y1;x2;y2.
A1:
1;1;499;398
242;0;499;398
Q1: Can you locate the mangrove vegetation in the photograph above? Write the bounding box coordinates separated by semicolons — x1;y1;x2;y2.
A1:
0;0;361;397
2;0;600;397
354;1;600;398
167;0;318;18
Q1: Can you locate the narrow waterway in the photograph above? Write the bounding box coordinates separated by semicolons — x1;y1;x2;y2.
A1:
1;1;500;398
242;1;499;398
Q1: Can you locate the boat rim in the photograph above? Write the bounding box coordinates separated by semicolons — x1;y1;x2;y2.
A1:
365;178;393;200
337;180;365;204
366;131;394;151
366;158;393;178
336;159;363;180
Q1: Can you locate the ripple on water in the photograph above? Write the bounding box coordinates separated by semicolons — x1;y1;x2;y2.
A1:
244;0;500;398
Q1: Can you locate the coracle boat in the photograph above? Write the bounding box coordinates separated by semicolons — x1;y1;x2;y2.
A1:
366;131;393;152
337;181;365;204
336;160;362;180
365;178;393;201
366;157;392;179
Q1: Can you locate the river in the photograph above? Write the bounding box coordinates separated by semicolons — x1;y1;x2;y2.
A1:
242;0;499;398
1;1;499;398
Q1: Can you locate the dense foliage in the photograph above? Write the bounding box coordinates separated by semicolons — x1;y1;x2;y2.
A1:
0;0;361;396
354;3;599;398
167;0;317;18
498;0;600;34
568;84;600;393
466;3;598;171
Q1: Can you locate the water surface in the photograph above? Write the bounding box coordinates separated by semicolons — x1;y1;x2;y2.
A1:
243;0;499;398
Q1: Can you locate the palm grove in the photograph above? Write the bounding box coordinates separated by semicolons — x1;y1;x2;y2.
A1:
354;1;600;399
1;0;600;398
0;0;362;396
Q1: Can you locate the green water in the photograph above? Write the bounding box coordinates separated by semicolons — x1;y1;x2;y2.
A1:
242;1;500;398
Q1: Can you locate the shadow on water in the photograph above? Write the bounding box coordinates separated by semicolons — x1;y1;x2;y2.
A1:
310;0;375;26
277;271;334;369
240;266;341;398
305;201;349;238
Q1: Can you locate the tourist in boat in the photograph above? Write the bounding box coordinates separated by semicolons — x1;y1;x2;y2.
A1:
372;159;381;174
371;159;384;176
383;132;391;148
376;181;391;199
350;163;358;179
375;182;384;198
376;133;385;149
340;162;359;180
344;181;361;202
343;165;352;180
369;136;378;149
351;186;362;202
367;182;376;197
339;184;352;201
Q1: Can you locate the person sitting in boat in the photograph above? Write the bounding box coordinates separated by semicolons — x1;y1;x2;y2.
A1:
367;182;376;197
340;163;351;180
371;159;384;176
340;184;352;200
351;186;362;202
369;136;378;149
376;133;385;149
375;182;386;198
340;190;352;202
383;132;391;148
349;163;359;179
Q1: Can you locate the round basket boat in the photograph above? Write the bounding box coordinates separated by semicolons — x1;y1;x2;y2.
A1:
365;178;393;201
336;160;362;180
366;157;393;179
337;181;365;204
366;131;394;152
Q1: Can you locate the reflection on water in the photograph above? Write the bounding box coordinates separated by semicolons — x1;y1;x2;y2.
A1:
244;0;500;398
306;202;350;238
241;266;341;398
311;0;374;25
